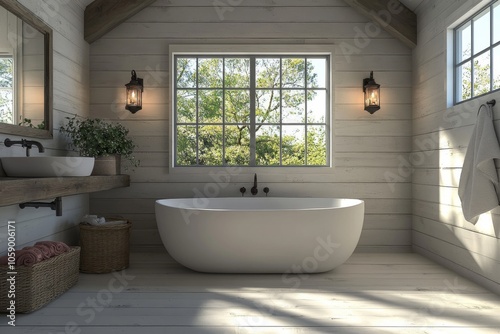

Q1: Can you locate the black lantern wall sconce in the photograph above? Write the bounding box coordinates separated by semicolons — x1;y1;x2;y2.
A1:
125;70;144;113
363;71;380;114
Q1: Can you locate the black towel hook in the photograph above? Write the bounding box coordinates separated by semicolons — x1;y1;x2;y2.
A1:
478;100;496;115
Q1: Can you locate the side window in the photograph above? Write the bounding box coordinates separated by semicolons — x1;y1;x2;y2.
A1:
455;1;500;104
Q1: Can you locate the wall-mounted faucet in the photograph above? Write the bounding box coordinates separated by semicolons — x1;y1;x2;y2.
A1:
238;173;269;197
251;173;258;196
4;138;45;157
238;174;271;197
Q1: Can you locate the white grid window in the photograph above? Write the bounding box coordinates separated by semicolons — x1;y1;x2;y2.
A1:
455;0;500;104
173;54;330;167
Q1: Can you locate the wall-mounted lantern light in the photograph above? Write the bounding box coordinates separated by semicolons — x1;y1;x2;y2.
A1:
363;71;380;114
125;70;143;114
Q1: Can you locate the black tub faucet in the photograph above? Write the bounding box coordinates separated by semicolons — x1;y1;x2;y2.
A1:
4;138;45;157
251;173;258;196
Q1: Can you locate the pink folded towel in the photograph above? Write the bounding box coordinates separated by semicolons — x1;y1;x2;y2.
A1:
16;249;41;267
22;246;44;262
35;241;57;255
34;244;52;259
35;241;70;256
1;242;71;267
54;241;70;254
0;247;43;266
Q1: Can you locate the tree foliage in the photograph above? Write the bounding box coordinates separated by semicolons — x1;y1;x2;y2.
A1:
0;58;14;124
459;47;500;102
175;57;328;166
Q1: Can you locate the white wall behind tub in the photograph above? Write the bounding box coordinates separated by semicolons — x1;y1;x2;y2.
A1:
89;0;413;252
0;0;90;255
412;0;500;294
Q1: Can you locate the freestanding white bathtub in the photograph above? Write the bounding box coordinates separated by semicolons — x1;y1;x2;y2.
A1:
155;198;364;274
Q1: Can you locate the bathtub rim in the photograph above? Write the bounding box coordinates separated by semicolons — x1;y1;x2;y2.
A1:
155;197;364;212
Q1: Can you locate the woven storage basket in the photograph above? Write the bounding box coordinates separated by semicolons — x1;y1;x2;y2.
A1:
0;246;80;314
79;220;131;273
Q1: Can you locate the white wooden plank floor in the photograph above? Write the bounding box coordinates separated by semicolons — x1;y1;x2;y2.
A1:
2;251;500;333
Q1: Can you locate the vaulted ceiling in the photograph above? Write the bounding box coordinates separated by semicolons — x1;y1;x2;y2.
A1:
343;0;417;48
83;0;418;48
84;0;156;43
399;0;424;12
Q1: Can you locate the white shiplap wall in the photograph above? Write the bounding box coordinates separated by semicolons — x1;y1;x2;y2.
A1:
0;1;89;255
412;0;500;294
89;0;413;251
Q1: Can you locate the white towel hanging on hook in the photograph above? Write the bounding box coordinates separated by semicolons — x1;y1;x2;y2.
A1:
458;100;500;223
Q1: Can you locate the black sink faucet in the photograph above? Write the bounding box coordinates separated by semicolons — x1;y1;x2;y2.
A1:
4;138;45;157
251;173;258;196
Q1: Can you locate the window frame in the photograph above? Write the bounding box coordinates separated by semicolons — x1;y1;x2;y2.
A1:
454;0;500;105
0;14;22;125
169;45;335;174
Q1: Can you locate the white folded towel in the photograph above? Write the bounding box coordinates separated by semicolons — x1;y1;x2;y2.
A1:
81;215;127;226
458;103;500;223
81;214;106;226
101;220;127;226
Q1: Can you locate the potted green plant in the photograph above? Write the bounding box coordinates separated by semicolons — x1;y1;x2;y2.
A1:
60;116;139;175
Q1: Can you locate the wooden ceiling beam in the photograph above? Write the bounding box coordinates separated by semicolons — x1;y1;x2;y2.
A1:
84;0;156;44
343;0;417;48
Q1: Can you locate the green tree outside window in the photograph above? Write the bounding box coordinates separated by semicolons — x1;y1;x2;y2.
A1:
175;55;329;167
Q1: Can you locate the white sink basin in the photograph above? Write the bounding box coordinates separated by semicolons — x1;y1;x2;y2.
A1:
1;156;95;177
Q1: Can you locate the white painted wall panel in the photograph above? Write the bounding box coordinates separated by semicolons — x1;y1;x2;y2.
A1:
89;1;413;251
412;0;500;294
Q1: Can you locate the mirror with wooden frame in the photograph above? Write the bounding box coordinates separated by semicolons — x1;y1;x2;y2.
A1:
0;0;52;139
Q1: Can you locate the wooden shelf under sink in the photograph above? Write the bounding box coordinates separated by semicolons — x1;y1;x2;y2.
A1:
0;175;130;207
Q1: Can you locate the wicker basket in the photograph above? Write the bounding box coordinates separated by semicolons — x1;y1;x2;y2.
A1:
0;247;80;314
79;221;131;273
